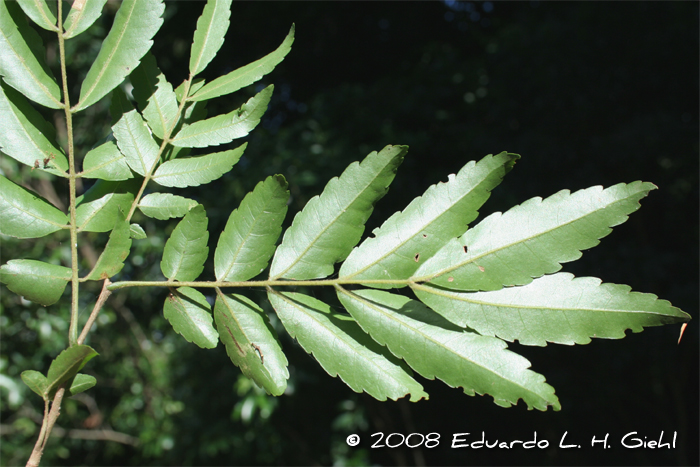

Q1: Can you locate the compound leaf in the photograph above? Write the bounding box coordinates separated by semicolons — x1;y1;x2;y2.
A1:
337;288;559;411
0;82;68;175
45;345;98;400
270;145;407;281
112;109;161;176
215;175;288;282
84;213;131;280
413;273;691;346
339;152;518;287
0;259;71;306
21;370;48;400
68;374;97;396
164;287;218;349
16;0;57;32
0;0;62;108
170;85;272;148
414;182;657;290
214;292;288;395
130;52;179;139
189;0;232;77
81;140;133;181
152;143;245;188
0;175;67;238
161;205;209;282
190;25;295;102
138;193;198;220
75;0;165;111
63;0;109;39
268;289;428;402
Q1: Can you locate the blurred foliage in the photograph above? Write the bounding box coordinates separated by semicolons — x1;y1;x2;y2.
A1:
1;1;697;466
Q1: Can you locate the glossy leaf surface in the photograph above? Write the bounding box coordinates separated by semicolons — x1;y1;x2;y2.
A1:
138;193;198;220
0;175;67;238
163;287;218;349
81;140;133;181
129;223;147;239
16;0;57;31
45;345;98;400
63;0;109;39
161;205;209;282
84;214;132;280
112;109;161;176
189;0;232;77
0;259;71;306
152;144;246;188
69;374;97;396
130;52;179;139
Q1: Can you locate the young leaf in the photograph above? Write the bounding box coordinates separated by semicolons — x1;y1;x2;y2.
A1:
152;143;246;188
0;259;71;306
413;273;692;346
75;0;165;111
130;52;180;139
215;175;289;282
270;145;407;280
190;25;295;102
163;287;218;349
161;205;209;282
268;289;428;402
63;0;109;39
339;152;518;287
112;109;161;176
170;85;273;148
189;0;232;77
0;0;62;108
21;370;48;400
45;345;98;400
0;82;68;175
69;374;97;396
414;182;657;291
129;223;147;239
81;140;134;181
84;213;132;280
214;292;288;395
16;0;57;32
138;193;198;220
0;175;68;238
337;288;560;411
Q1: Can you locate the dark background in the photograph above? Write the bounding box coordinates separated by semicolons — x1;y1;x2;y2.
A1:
1;1;697;466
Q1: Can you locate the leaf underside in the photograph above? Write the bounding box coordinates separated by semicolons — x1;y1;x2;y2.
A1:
0;175;67;238
161;205;209;282
152;143;246;188
0;259;71;306
164;287;218;349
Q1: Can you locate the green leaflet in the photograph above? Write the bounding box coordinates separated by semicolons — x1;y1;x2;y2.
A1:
0;175;68;238
63;0;109;39
138;193;198;220
130;52;180;139
268;290;428;402
112;109;161;176
45;345;98;400
214;292;288;395
215;175;289;282
414;182;657;290
337;288;560;411
170;85;273;148
81;140;133;181
152;143;246;188
75;0;165;111
0;0;62;108
189;0;232;77
270;145;407;281
190;25;295;102
16;0;57;32
69;374;97;396
339;152;518;287
84;213;132;280
160;205;209;282
21;370;48;399
164;287;218;349
413;273;691;346
129;223;147;239
0;259;71;306
109;85;134;125
0;82;68;175
75;179;136;233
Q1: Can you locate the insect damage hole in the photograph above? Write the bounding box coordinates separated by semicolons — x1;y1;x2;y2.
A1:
463;245;468;253
414;253;420;262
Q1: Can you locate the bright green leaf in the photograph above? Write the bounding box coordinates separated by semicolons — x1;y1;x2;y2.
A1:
339;152;518;287
215;175;288;282
0;175;68;238
63;0;109;39
0;82;68;175
81;140;134;181
21;370;48;400
130;52;180;139
16;0;57;31
214;292;288;395
129;223;147;239
45;345;98;400
175;77;207;103
164;287;218;349
161;205;209;282
337;288;560;411
270;145;407;280
112;109;161;176
0;0;62;108
84;213;132;280
75;0;165;111
75;189;134;233
170;85;273;148
0;259;70;306
138;193;198;220
69;373;97;396
189;0;232;77
152;143;246;188
414;182;657;290
268;290;428;402
190;25;295;102
413;273;691;346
